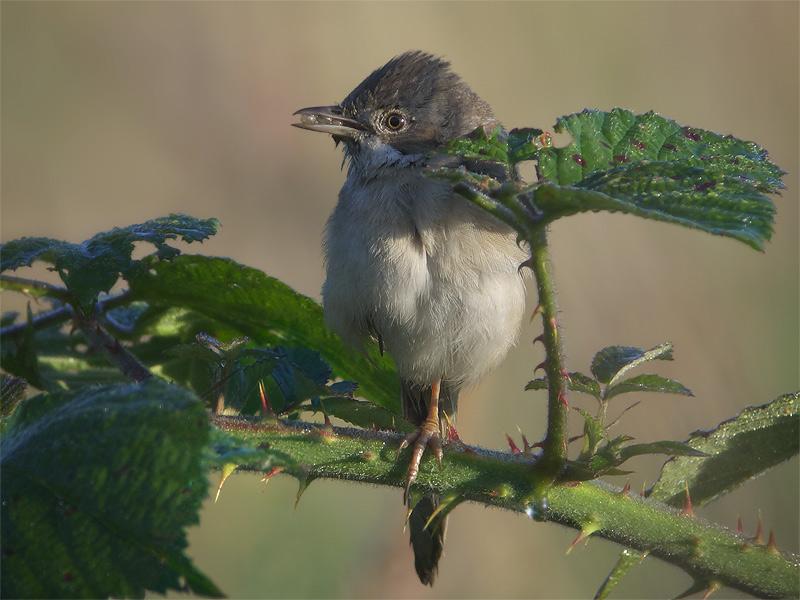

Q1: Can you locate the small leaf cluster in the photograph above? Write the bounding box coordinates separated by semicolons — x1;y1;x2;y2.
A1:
527;343;700;480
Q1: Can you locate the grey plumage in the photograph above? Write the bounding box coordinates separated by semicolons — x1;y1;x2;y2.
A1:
294;51;528;586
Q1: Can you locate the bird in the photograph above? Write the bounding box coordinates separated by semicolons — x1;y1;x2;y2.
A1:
293;51;528;585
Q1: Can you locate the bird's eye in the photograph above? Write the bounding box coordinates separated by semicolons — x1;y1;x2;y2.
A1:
383;111;407;132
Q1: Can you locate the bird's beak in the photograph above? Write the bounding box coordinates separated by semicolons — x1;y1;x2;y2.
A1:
292;105;367;137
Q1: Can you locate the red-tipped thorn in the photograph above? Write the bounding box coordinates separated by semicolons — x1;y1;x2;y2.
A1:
560;368;572;383
681;483;694;517
566;531;587;554
621;481;631;497
534;360;547;374
736;516;743;534
505;434;521;455
529;303;541;323
559;390;569;407
767;530;779;554
258;380;272;417
443;412;462;444
532;333;545;346
566;522;600;554
754;512;764;544
260;466;284;483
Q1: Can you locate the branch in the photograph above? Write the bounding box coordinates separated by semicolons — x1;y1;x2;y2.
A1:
528;228;569;478
0;291;132;342
72;311;152;383
212;415;799;599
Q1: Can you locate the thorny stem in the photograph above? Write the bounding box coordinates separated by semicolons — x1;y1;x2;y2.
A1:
212;415;799;599
0;291;132;341
71;309;152;383
529;227;569;480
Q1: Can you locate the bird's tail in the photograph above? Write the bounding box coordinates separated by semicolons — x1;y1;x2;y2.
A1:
401;380;458;586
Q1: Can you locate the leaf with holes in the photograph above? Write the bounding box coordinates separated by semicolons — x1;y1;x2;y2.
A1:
0;380;221;598
436;110;784;250
532;109;783;249
537;108;784;191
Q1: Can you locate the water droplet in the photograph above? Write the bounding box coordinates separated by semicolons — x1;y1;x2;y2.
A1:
524;495;549;521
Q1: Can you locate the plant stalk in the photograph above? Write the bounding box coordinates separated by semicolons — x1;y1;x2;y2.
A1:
212;415;798;599
529;227;569;478
0;291;131;341
72;311;152;383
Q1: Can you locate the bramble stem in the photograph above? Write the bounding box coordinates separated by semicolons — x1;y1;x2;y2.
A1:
72;310;152;383
529;228;569;478
0;291;131;341
212;415;799;599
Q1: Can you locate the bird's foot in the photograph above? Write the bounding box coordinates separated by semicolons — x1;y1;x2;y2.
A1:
399;417;443;504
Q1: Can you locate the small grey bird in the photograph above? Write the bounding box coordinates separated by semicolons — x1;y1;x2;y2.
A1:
293;51;527;585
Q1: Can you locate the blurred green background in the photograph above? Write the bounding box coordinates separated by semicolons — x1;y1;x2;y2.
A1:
2;2;797;598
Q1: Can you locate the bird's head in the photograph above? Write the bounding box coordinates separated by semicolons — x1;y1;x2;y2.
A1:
293;51;497;173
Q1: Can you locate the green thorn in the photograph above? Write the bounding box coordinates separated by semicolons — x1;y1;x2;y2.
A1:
214;463;237;503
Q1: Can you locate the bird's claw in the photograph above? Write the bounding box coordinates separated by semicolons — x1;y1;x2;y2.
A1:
401;419;443;504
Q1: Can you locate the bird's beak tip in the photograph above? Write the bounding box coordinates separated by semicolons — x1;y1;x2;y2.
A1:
292;105;366;136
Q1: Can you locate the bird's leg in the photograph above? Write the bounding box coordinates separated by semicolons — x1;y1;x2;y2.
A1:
400;379;443;503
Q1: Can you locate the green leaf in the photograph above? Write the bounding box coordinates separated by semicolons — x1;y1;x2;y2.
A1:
568;372;602;399
127;255;400;414
619;441;706;461
532;109;784;250
439;110;784;251
0;214;219;307
591;343;673;385
605;373;693;400
508;128;547;164
0;305;43;389
526;372;601;399
650;392;800;507
0;380;221;598
525;378;548;391
533;162;776;250
445;125;510;165
577;408;606;458
1;315;131;392
0;374;26;418
309;396;414;433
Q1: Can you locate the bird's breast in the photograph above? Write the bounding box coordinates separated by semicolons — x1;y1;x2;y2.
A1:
322;169;528;387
